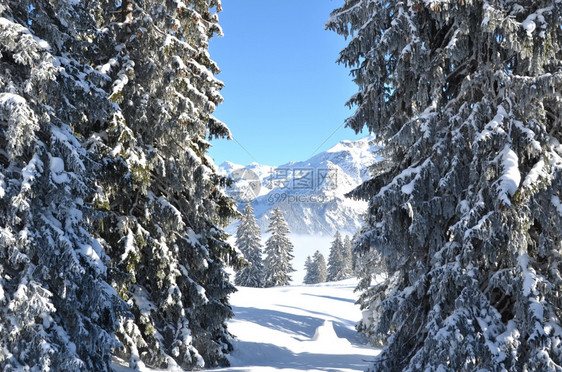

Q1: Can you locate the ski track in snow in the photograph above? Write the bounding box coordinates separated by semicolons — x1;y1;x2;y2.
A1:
213;278;379;372
114;279;379;372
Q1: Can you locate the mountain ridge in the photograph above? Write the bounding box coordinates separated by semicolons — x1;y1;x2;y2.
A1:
219;136;380;236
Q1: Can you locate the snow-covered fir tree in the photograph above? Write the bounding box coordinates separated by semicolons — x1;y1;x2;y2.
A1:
263;208;294;287
85;0;240;369
0;2;126;370
327;231;347;281
1;0;239;370
303;256;314;284
329;1;562;371
349;232;362;275
235;203;264;287
342;235;354;278
304;251;328;285
314;251;328;283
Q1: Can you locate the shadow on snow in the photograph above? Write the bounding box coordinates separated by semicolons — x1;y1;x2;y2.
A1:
302;293;357;304
232;306;323;339
228;340;375;371
271;304;364;344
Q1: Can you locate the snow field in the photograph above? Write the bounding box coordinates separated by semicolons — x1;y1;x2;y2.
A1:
215;278;379;371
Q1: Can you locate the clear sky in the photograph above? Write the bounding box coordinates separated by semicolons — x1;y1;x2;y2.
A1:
207;0;367;167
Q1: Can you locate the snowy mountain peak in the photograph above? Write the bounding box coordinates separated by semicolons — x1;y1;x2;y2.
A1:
220;136;380;236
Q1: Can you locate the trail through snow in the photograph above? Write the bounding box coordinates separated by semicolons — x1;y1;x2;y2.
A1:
214;278;379;372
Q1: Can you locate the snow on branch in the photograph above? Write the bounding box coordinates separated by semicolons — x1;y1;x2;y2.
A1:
496;146;521;206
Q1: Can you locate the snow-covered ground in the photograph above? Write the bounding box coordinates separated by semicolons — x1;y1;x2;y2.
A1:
214;278;379;372
114;279;379;372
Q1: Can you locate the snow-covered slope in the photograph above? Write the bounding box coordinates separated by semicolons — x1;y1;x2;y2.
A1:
220;136;380;236
214;278;379;371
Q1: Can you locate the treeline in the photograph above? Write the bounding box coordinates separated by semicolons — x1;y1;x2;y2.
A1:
303;232;355;285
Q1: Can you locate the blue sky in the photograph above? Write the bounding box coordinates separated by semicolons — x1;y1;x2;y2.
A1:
207;0;368;167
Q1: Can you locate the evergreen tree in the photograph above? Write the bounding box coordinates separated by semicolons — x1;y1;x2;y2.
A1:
329;1;562;371
235;203;264;287
342;235;354;278
303;256;314;284
0;2;125;370
263;208;294;287
313;251;328;284
350;232;361;275
304;251;328;285
0;0;239;370
87;0;240;369
327;231;346;281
